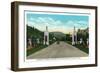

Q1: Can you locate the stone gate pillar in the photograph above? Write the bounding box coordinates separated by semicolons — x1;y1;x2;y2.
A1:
44;26;49;45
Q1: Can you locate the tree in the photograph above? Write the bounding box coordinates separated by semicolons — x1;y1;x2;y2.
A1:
66;34;71;41
77;28;89;45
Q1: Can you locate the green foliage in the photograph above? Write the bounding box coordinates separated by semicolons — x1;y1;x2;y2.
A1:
66;41;89;54
50;32;66;41
77;28;89;43
27;25;44;39
27;25;55;56
74;44;89;54
66;34;71;41
27;44;48;56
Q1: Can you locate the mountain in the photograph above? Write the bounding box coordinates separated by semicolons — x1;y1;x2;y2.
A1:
50;32;66;40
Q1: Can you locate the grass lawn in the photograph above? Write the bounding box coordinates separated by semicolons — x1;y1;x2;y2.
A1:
74;44;89;54
66;41;72;45
66;41;89;54
27;44;48;56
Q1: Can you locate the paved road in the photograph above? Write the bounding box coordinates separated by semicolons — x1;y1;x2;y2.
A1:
27;41;88;59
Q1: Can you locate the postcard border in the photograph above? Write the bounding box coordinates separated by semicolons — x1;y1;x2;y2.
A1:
11;1;97;71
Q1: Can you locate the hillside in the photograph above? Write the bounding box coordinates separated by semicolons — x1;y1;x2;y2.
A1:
50;32;66;41
27;25;44;40
27;25;67;43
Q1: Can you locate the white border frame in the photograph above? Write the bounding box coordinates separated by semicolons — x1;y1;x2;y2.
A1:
18;5;96;68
